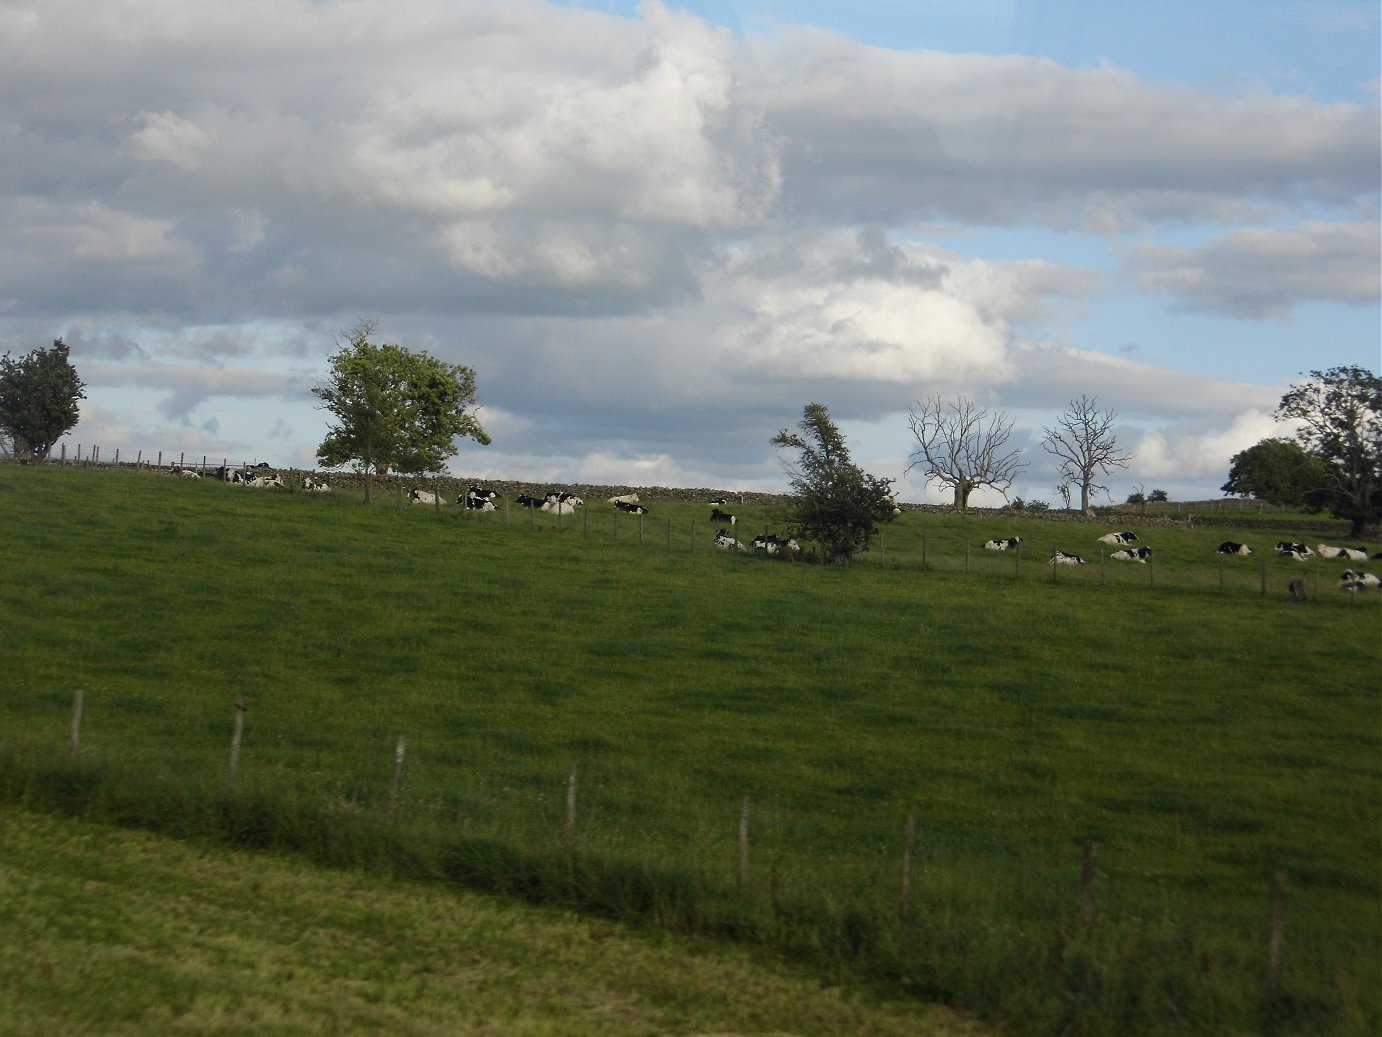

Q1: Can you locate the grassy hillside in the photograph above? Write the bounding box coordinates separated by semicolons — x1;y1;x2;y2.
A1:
0;808;986;1036
2;464;1378;1036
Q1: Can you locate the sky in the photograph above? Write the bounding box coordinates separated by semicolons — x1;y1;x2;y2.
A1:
2;0;1378;504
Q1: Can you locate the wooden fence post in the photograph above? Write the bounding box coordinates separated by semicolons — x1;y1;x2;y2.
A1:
1269;870;1286;992
900;814;916;924
229;697;247;789
60;444;66;466
564;761;579;857
737;795;752;891
1078;839;1098;928
388;734;408;818
69;689;84;756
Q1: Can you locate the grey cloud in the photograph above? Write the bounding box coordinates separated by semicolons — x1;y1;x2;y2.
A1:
1128;221;1381;319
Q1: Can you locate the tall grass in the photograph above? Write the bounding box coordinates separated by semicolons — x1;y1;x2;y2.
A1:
2;464;1378;1035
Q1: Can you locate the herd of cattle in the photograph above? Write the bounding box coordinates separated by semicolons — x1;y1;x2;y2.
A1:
980;528;1380;592
172;466;1378;589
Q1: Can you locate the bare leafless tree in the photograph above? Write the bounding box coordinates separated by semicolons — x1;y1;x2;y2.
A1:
1042;395;1133;514
906;394;1026;510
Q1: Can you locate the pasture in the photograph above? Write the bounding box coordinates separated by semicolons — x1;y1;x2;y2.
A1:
1;463;1378;1036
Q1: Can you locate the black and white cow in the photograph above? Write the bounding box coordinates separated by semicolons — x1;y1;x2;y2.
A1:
708;496;729;506
1110;546;1153;563
1317;544;1369;561
461;486;499;510
983;537;1021;551
1097;531;1137;545
613;500;648;514
545;491;583;508
714;528;744;551
409;489;441;505
247;473;285;488
302;476;331;492
608;493;640;506
1049;550;1087;566
1217;541;1253;556
514;494;545;508
710;507;736;526
752;533;800;555
1340;570;1380;591
173;467;201;479
1277;542;1313;560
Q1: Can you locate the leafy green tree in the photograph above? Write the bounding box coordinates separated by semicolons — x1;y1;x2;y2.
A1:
313;323;491;503
1221;438;1332;509
771;402;897;563
1275;365;1381;535
0;339;86;462
1148;488;1169;503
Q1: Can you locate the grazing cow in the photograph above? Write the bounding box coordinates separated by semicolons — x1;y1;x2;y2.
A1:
608;493;640;505
710;507;736;526
1277;542;1313;560
409;489;440;505
714;528;744;551
1217;541;1253;556
983;537;1021;551
302;476;331;492
752;533;800;555
1317;544;1369;561
514;494;544;508
1049;550;1086;566
1097;531;1138;545
613;500;648;514
1340;570;1380;591
1110;546;1153;563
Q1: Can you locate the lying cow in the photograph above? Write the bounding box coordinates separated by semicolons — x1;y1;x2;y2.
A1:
462;487;499;511
710;507;736;526
302;476;331;492
608;493;640;505
714;528;744;551
614;500;648;514
1097;531;1137;545
1277;542;1313;560
247;474;284;488
1217;541;1253;556
174;468;201;479
409;489;440;505
983;537;1021;551
546;491;583;508
1110;546;1153;563
1049;550;1086;566
514;494;545;508
1317;544;1369;561
1340;570;1380;591
542;499;577;515
752;533;799;555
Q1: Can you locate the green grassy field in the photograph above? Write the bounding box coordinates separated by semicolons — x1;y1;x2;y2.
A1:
1;464;1378;1036
0;807;987;1036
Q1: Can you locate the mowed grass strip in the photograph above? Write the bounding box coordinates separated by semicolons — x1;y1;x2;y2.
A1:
0;807;987;1037
1;464;1379;1036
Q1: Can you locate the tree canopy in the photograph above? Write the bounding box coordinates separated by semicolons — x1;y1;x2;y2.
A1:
0;339;86;462
771;402;896;563
1221;438;1332;509
1274;365;1381;534
313;323;490;502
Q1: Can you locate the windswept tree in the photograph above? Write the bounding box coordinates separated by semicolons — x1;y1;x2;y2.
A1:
313;322;491;503
1275;366;1381;535
1042;395;1132;515
905;393;1025;509
0;339;86;462
771;402;897;564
